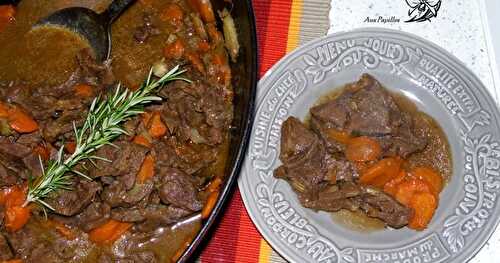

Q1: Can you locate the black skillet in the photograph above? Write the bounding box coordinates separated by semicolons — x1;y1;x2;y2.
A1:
0;0;258;261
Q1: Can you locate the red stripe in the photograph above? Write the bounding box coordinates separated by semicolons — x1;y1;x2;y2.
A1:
200;190;243;262
234;201;263;262
259;0;293;75
252;0;271;78
201;0;293;261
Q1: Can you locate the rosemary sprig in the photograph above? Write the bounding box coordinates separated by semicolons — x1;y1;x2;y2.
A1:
24;65;189;209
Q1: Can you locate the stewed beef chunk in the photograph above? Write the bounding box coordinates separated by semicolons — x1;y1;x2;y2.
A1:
360;187;412;228
274;117;327;196
90;141;149;182
153;137;218;175
102;179;154;208
304;183;411;228
46;179;101;216
134;205;193;232
310;74;427;157
0;137;45;179
0;163;18;187
71;202;111;232
157;167;202;211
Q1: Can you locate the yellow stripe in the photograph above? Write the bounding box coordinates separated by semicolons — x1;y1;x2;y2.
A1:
286;0;304;53
258;238;273;263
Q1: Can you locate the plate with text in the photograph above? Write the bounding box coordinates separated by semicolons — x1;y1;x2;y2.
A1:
239;28;500;263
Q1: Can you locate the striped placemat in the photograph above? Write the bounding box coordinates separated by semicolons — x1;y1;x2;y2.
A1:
197;0;330;262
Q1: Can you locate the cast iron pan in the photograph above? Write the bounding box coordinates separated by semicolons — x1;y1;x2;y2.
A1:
0;0;258;261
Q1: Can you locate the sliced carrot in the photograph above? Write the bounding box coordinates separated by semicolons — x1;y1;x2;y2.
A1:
206;23;223;45
163;38;185;60
7;106;38;133
186;51;205;73
64;141;77;154
345;136;382;162
198;39;210;52
408;192;437;230
359;160;386;184
32;144;50;161
0;101;9;118
132;134;152;148
148;112;167;138
383;170;407;196
88;219;132;245
136;154;155;184
74;84;93;97
2;259;23;263
207;177;223;193
5;205;30;232
171;237;192;262
1;186;32;232
212;49;227;66
394;178;432;206
359;157;400;186
411;166;443;196
201;191;219;219
195;0;215;23
4;185;26;207
0;5;15;32
370;158;402;188
160;4;184;25
326;128;352;144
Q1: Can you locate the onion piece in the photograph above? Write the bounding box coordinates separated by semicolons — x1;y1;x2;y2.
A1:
190;128;207;144
152;59;168;78
218;8;239;62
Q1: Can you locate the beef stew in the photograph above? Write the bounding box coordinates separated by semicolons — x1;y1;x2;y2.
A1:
0;0;256;262
275;74;451;230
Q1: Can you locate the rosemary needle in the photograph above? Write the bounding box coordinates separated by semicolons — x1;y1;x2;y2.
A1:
24;65;189;210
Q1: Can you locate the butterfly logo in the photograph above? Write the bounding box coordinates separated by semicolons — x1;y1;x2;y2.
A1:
405;0;442;22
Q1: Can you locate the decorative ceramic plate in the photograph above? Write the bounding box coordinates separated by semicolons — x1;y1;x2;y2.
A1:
238;28;500;263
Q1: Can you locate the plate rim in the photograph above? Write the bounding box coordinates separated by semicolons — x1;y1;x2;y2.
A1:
238;26;500;263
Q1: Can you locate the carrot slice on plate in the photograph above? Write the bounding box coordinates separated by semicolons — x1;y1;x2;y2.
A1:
411;166;443;196
394;178;432;206
345;136;382;162
359;157;400;187
383;170;407;196
408;192;437;230
326;128;351;144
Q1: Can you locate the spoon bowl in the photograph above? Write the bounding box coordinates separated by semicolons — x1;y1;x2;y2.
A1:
34;0;135;62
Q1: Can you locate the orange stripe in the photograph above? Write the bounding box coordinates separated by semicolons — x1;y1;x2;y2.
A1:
286;0;304;53
258;239;273;263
